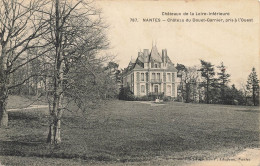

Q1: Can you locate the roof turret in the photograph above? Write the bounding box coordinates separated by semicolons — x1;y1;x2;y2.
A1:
150;45;162;63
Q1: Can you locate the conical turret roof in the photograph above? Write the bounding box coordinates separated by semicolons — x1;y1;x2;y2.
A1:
150;45;162;62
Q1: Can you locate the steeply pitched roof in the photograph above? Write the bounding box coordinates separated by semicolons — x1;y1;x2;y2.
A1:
166;63;178;72
133;63;144;70
122;46;177;74
150;45;162;63
136;57;144;67
137;52;144;63
165;55;177;71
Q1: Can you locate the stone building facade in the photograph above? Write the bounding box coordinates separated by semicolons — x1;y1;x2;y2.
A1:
122;45;178;98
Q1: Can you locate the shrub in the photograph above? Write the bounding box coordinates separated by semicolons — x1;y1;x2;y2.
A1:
147;92;164;101
135;96;150;101
118;87;135;101
162;96;173;102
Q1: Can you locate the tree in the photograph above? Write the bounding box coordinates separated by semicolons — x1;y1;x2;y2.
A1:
0;0;49;127
224;84;245;105
45;0;109;144
198;60;215;104
209;78;220;103
239;81;250;105
183;66;201;103
104;61;120;82
176;63;186;102
103;61;121;98
64;55;117;110
217;62;230;104
8;49;45;96
246;67;259;106
119;86;135;101
106;61;119;70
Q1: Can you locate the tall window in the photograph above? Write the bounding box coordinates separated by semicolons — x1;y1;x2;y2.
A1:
136;72;140;82
167;85;171;96
152;73;155;80
154;85;159;93
141;73;144;81
157;73;161;80
141;85;145;93
155;64;158;68
167;73;171;82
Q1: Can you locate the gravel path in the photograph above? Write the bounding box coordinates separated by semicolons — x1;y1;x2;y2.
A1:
7;105;49;112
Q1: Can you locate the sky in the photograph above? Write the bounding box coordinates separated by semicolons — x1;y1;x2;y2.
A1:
96;0;259;88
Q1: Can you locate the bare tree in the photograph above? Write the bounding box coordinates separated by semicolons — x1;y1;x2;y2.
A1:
45;0;109;144
184;66;201;103
178;66;201;103
0;0;49;127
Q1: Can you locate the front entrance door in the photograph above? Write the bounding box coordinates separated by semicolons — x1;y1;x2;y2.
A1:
154;85;159;94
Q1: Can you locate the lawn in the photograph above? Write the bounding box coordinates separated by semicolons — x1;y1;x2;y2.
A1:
0;96;259;165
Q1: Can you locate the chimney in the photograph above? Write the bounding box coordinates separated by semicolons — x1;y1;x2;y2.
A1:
143;49;149;62
162;49;167;66
138;52;142;58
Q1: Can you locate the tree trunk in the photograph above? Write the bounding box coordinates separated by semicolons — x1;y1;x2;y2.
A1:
222;80;225;104
47;118;61;144
0;79;9;127
0;47;9;127
26;55;30;95
47;89;63;144
253;87;256;106
185;83;190;103
0;99;8;127
180;77;183;102
206;78;209;104
47;0;64;144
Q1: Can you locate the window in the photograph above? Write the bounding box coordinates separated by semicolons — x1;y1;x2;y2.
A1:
141;85;145;93
152;73;155;79
166;85;171;96
154;85;159;93
136;72;140;81
157;73;161;80
155;64;158;68
141;73;144;81
167;73;171;82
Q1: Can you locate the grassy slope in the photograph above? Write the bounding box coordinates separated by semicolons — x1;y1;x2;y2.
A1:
7;95;47;109
0;96;259;165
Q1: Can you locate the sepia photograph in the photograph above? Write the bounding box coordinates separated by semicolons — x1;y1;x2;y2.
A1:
0;0;259;165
